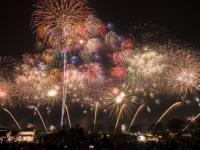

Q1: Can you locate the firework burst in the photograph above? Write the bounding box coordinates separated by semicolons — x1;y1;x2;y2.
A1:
32;0;91;48
125;49;165;81
83;15;107;38
164;50;200;98
105;83;139;120
15;63;61;106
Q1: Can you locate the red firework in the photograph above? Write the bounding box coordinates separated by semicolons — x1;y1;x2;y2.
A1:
121;38;135;51
113;52;123;65
111;66;126;78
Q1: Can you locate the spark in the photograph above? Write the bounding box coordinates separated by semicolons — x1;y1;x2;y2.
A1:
128;104;145;132
47;89;58;97
115;92;126;104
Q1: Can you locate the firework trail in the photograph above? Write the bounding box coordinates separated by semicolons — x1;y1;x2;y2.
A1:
184;112;200;131
156;102;183;126
64;104;71;128
2;108;21;130
29;106;48;133
114;104;126;134
128;104;145;132
61;54;67;128
93;102;99;132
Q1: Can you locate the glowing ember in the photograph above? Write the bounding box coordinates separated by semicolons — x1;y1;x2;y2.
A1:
47;89;58;97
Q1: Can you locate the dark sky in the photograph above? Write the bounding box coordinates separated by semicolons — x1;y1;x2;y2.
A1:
1;0;200;55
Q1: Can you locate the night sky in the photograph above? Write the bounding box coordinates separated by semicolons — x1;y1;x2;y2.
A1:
1;0;200;55
0;0;200;131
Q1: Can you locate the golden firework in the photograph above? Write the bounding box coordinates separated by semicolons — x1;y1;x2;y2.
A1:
32;0;91;48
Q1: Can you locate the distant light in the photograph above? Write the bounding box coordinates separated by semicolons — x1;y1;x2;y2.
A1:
49;125;56;133
47;89;57;97
27;123;34;128
147;106;151;113
89;145;94;149
137;135;147;142
185;100;191;105
106;134;110;138
155;99;160;104
121;124;126;133
83;110;87;114
64;145;68;149
195;97;200;103
150;93;155;98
